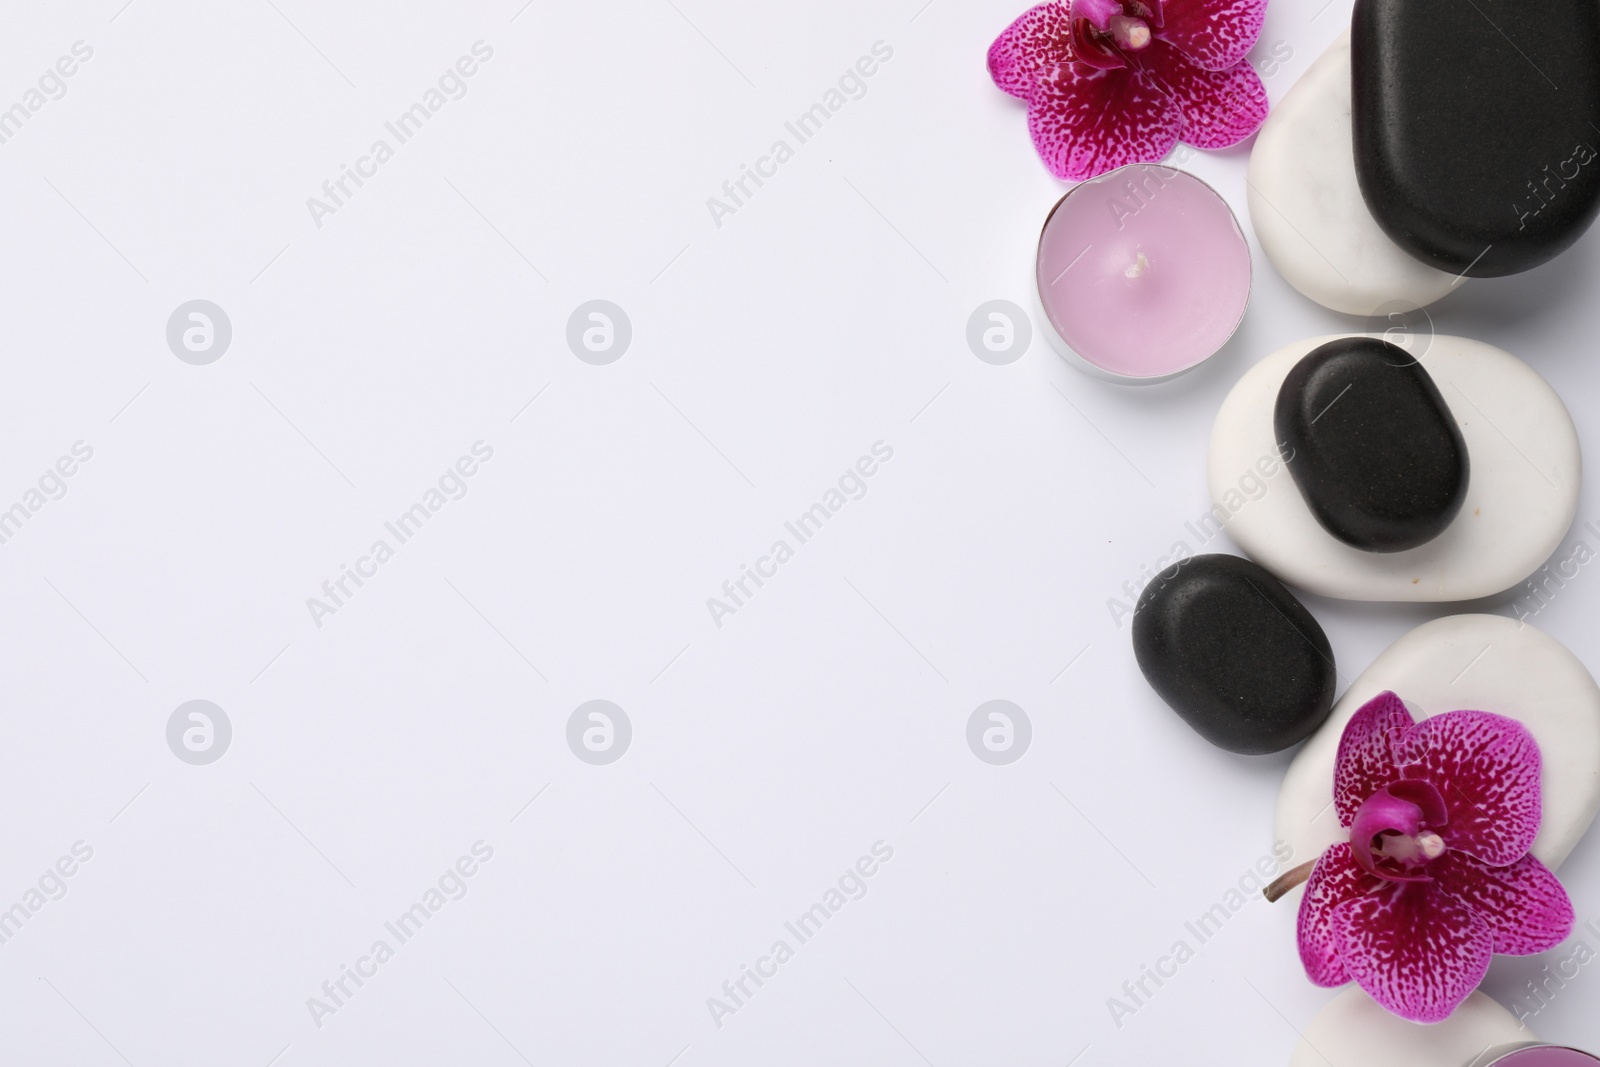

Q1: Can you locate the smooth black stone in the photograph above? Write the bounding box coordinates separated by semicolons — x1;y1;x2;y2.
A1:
1275;337;1469;552
1352;0;1600;277
1132;555;1336;755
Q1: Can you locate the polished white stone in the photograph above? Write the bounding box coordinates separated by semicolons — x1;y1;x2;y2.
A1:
1248;31;1458;316
1275;614;1600;876
1289;987;1535;1067
1210;333;1580;602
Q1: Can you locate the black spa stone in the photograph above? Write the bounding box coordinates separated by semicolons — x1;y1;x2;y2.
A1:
1132;554;1336;755
1352;0;1600;277
1275;337;1469;553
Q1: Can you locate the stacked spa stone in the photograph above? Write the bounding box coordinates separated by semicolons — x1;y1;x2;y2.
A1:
1249;0;1600;312
1274;338;1469;554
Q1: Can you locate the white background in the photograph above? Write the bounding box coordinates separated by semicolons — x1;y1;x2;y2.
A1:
1;0;1597;1064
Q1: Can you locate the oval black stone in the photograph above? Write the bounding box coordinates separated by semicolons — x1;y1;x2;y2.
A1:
1275;337;1469;553
1352;0;1600;277
1132;554;1336;755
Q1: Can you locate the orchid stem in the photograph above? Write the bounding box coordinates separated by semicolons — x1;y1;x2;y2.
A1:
1263;860;1316;903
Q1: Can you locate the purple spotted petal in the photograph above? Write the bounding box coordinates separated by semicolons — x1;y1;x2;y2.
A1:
1394;711;1542;867
1296;843;1375;988
988;3;1075;99
1135;41;1266;148
1026;65;1181;180
1435;852;1575;955
1154;0;1266;71
1333;692;1414;828
1330;879;1494;1023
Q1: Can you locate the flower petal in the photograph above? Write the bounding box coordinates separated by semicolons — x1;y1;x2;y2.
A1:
1333;692;1414;829
1154;0;1266;71
1137;41;1267;148
988;3;1075;99
1330;880;1493;1023
1026;65;1181;181
1435;852;1575;955
1395;711;1542;867
1297;843;1377;987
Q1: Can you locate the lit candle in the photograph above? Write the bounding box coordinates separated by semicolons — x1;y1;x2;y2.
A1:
1034;164;1251;383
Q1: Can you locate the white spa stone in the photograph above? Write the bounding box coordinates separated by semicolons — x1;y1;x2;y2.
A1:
1209;334;1579;603
1289;988;1534;1067
1275;614;1600;876
1248;31;1458;315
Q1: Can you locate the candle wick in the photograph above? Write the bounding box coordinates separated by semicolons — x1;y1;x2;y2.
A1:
1125;250;1149;278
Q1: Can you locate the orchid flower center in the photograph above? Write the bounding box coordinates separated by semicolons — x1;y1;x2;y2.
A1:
1349;780;1451;882
1108;14;1151;49
1068;0;1160;67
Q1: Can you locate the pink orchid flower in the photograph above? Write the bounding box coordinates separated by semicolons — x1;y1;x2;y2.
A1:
987;0;1269;181
1293;692;1574;1023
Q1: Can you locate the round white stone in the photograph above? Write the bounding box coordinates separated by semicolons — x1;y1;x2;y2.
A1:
1209;333;1579;602
1248;31;1458;316
1289;987;1534;1067
1275;614;1600;876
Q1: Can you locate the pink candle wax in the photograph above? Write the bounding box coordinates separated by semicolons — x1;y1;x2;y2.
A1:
1035;164;1251;382
1486;1050;1600;1066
